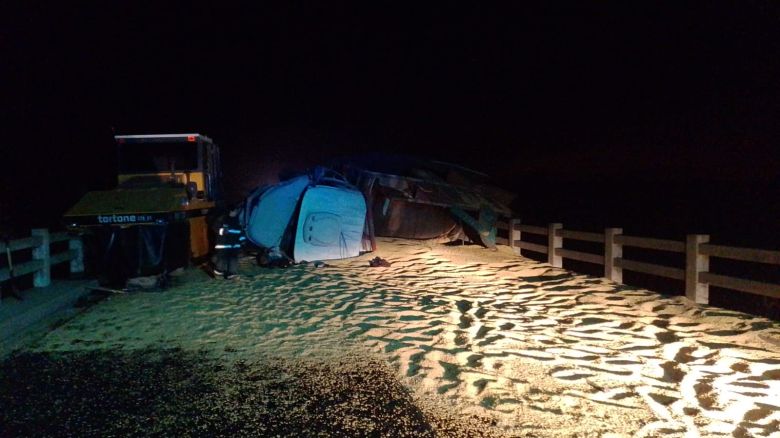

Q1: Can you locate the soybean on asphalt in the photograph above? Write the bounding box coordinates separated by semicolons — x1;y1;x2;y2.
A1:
4;238;780;436
0;347;494;437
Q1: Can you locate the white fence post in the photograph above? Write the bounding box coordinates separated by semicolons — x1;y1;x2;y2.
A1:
604;228;623;283
508;218;520;256
686;234;710;304
69;236;84;274
548;223;562;267
31;228;51;287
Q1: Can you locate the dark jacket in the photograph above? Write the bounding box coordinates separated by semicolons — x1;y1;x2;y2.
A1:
214;214;244;252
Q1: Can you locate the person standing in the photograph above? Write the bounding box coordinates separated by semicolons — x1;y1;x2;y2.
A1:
212;208;244;279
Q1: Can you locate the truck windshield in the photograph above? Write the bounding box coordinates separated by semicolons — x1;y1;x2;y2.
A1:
118;142;199;173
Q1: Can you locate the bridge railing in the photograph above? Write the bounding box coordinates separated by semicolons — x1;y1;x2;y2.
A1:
0;229;84;304
496;219;780;304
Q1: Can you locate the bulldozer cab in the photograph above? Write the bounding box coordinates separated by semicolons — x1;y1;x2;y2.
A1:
115;134;222;202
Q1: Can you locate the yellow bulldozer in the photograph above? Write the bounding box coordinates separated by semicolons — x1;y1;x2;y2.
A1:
64;133;223;286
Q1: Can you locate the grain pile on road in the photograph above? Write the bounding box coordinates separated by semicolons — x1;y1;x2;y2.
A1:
2;237;780;436
0;348;500;436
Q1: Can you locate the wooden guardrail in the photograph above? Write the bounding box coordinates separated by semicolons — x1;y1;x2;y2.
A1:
0;229;83;304
496;219;780;304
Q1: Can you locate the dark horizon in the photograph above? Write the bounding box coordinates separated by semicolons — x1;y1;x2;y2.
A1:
2;2;779;245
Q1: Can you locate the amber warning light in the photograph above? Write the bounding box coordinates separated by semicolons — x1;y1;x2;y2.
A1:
187;135;196;142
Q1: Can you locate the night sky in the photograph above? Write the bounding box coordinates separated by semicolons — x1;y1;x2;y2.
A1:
2;2;779;242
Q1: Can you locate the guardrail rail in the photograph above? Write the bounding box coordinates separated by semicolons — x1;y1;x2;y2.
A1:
496;219;779;304
1;229;84;305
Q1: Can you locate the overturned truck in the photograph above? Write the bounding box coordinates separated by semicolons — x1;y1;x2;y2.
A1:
241;168;370;263
241;157;514;263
